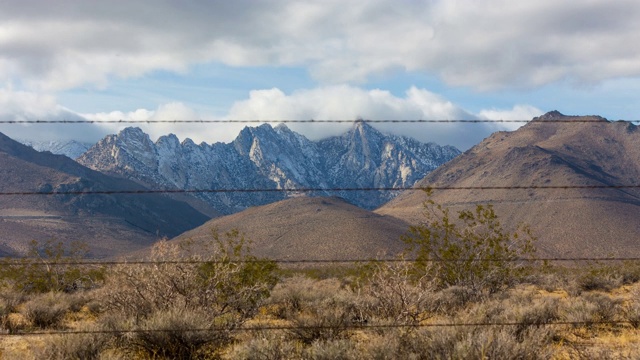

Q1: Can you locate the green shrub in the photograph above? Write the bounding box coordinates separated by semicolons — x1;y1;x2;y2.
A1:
402;190;537;293
0;240;104;294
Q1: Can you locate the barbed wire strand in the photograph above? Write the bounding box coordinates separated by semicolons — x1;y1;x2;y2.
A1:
2;119;637;124
2;184;640;197
0;320;634;337
1;256;639;266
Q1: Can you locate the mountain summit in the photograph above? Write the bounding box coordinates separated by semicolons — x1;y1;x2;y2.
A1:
377;112;640;257
78;122;460;214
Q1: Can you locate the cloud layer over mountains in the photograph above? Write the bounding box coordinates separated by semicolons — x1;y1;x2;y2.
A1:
0;86;541;149
2;0;640;90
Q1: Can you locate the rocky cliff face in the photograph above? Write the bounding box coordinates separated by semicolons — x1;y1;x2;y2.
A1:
78;121;460;214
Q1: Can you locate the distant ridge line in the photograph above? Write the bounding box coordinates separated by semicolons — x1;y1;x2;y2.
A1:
2;184;640;196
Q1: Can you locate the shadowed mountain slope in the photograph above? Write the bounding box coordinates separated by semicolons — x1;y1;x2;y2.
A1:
0;132;209;257
377;111;640;258
171;196;411;261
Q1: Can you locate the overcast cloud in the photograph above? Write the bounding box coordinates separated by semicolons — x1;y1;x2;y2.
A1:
2;0;640;90
0;86;541;150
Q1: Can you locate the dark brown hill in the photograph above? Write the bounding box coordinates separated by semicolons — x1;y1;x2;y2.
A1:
0;132;209;257
377;111;640;258
171;196;410;261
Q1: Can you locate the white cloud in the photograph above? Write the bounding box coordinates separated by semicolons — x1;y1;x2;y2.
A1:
82;102;243;145
0;87;105;141
478;105;544;131
227;85;494;149
2;0;640;90
0;85;544;150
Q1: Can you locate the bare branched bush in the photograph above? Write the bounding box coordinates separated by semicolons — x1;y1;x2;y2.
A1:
360;259;434;323
100;229;278;357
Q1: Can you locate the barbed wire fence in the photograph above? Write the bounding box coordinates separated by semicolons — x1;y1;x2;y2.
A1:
1;118;640;338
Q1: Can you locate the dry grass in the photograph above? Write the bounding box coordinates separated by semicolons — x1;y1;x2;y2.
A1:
3;263;640;358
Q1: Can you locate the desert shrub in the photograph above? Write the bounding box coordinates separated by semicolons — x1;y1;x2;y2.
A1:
361;325;553;360
430;285;481;313
403;190;537;293
625;286;640;328
267;277;363;344
0;289;27;331
359;259;434;323
289;306;353;345
303;339;359;360
563;292;622;330
619;261;640;284
37;322;111;360
101;229;278;356
227;330;302;360
577;265;623;292
121;307;229;359
0;239;105;293
22;292;71;328
581;292;623;323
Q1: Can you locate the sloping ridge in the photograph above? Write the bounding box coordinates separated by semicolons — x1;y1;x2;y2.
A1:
171;196;411;261
0;132;209;257
377;112;640;258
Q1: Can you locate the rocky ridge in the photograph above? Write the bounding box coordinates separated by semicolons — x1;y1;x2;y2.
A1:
78;121;460;213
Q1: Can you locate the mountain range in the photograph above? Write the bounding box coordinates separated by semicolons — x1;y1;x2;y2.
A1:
377;111;640;258
0;132;209;257
77;121;460;214
6;111;640;260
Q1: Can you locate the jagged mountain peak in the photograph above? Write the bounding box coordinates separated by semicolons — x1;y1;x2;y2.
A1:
274;123;291;132
118;126;149;139
79;124;461;214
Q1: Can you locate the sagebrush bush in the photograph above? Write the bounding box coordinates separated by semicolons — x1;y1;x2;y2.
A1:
359;325;553;360
304;339;359;360
37;322;110;360
22;292;71;328
123;307;230;359
227;330;302;360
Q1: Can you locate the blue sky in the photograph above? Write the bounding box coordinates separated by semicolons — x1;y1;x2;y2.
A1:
1;0;640;149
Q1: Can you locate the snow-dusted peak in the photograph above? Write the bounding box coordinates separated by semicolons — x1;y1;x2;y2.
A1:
78;121;461;213
156;133;181;149
118;127;148;140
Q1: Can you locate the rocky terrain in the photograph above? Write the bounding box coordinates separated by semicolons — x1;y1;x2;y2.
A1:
77;121;460;214
377;111;640;258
